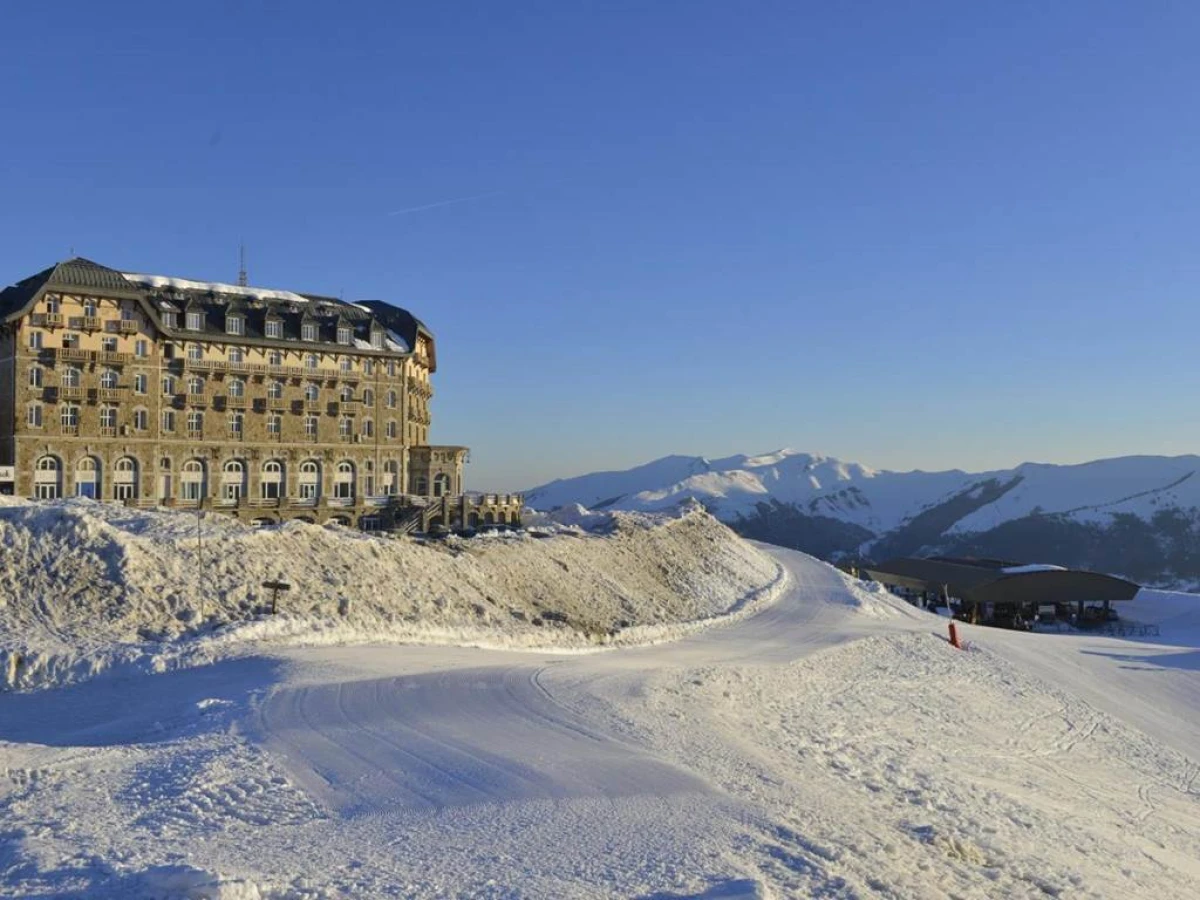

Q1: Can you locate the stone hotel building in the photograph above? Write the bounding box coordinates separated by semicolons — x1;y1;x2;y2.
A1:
0;258;521;530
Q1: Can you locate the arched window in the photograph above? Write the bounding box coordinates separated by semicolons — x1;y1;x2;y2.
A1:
340;385;353;403
261;459;284;500
100;369;119;389
414;474;428;496
268;380;284;399
62;367;81;388
181;459;207;501
83;298;97;318
433;473;450;498
188;375;205;395
363;460;375;497
114;457;139;501
386;390;397;409
362;418;374;438
75;456;101;499
305;353;319;369
362;389;374;407
386;420;397;440
34;455;62;500
298;460;321;501
228;345;244;363
228;378;245;398
334;461;355;500
305;382;320;401
221;459;246;502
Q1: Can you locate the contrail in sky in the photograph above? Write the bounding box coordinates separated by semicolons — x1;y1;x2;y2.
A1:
386;191;502;217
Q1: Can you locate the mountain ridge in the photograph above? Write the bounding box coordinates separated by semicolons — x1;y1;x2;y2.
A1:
525;450;1200;586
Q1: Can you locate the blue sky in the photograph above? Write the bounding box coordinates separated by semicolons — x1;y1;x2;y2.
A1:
3;2;1198;489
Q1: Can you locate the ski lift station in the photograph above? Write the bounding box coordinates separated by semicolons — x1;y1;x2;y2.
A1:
860;557;1140;630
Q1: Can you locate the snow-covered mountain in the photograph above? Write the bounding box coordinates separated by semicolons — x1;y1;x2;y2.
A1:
527;450;1200;585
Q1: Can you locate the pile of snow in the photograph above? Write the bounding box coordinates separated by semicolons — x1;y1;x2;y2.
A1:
0;498;780;690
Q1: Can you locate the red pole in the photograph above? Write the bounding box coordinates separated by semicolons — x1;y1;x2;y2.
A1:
948;621;961;649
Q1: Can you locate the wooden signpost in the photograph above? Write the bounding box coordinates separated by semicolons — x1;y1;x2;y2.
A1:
261;579;292;615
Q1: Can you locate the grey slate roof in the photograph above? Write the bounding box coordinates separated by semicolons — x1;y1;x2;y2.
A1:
1;258;429;357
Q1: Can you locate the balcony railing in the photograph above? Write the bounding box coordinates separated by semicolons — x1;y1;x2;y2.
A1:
116;320;139;334
267;397;287;409
60;386;85;399
98;387;126;401
224;395;247;408
58;348;92;363
60;424;80;436
99;427;117;437
80;316;102;331
187;393;209;407
97;351;130;365
304;400;322;412
186;429;203;439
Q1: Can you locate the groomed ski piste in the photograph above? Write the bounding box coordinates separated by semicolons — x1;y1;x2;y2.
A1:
0;500;1197;898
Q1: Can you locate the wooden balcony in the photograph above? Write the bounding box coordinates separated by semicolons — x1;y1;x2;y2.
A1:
267;396;287;409
97;351;130;365
80;316;102;331
225;395;248;408
58;348;92;363
116;319;139;334
304;400;323;412
98;387;126;401
60;386;85;400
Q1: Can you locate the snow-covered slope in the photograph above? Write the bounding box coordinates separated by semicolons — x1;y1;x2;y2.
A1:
0;497;781;690
2;546;1196;898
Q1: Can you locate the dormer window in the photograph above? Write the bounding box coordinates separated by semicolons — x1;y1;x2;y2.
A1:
370;329;384;349
186;311;203;330
226;314;244;336
302;322;317;342
162;311;177;328
265;319;282;339
337;326;352;345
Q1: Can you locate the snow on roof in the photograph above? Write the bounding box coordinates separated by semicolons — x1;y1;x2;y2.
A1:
123;273;313;306
1001;564;1068;575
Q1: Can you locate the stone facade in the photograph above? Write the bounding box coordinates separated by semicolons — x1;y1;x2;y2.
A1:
0;259;522;530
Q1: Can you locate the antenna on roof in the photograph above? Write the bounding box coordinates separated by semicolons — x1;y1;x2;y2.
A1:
237;243;248;287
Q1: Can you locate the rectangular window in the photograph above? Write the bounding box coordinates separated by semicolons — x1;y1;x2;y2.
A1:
28;330;43;350
62;332;78;348
27;404;42;428
305;354;318;369
337;326;352;345
371;330;384;349
186;311;203;330
29;367;42;388
363;359;374;376
135;339;149;358
134;373;148;394
302;323;317;342
226;316;243;336
100;407;117;429
340;357;352;373
133;409;149;431
305;416;318;437
162;375;175;395
229;413;243;436
162;311;177;328
121;306;136;321
61;405;78;428
265;319;282;339
162;410;176;432
187;411;203;432
267;414;281;435
387;360;396;377
269;350;282;366
187;343;203;361
101;337;118;352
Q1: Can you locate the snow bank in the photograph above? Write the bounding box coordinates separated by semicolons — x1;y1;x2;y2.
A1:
0;498;780;690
